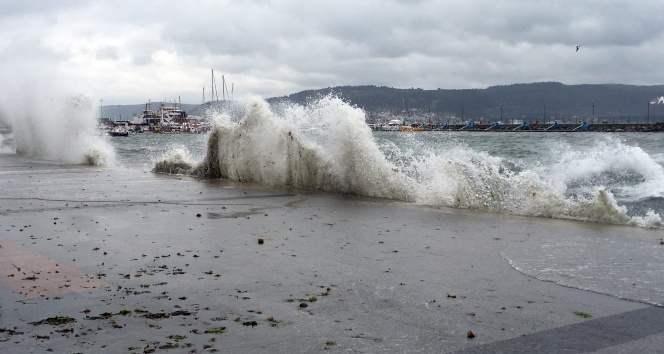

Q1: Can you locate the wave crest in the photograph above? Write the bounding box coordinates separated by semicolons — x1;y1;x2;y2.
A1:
155;96;662;229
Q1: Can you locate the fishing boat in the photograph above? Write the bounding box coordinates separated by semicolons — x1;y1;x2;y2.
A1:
130;100;192;133
378;119;404;131
399;124;425;132
108;125;129;137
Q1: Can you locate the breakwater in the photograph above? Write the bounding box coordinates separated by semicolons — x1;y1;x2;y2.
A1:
421;122;664;132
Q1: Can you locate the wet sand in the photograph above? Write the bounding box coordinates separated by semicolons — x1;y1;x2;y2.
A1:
1;154;663;353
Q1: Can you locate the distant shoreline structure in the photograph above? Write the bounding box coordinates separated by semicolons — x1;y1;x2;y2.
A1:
371;122;664;133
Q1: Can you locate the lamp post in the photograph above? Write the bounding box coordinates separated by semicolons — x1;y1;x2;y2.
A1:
648;102;650;124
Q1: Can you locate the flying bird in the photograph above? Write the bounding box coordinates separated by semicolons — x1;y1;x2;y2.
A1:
576;45;580;52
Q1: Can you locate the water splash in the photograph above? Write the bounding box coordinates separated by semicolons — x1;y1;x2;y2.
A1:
0;88;116;166
153;146;197;175
155;95;662;229
0;130;14;154
192;97;415;199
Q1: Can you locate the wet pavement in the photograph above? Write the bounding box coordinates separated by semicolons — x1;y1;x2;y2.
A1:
1;154;663;353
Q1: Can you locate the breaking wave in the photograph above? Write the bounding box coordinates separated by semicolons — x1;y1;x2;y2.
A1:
154;95;663;229
0;88;116;166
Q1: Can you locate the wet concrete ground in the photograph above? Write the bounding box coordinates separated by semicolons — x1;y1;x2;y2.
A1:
1;154;663;353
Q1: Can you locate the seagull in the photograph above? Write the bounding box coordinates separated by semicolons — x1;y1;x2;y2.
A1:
576;44;580;52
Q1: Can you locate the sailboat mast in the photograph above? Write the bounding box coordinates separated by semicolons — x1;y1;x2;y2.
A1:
222;75;226;101
403;96;411;119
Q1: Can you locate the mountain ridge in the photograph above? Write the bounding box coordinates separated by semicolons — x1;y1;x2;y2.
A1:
106;82;664;122
268;82;664;121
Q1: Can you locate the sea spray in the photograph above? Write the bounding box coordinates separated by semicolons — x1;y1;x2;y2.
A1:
153;96;662;229
0;88;116;166
0;130;14;154
402;134;662;227
192;96;416;199
153;147;195;175
544;136;664;201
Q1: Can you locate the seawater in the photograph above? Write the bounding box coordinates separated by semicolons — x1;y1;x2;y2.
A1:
1;95;663;229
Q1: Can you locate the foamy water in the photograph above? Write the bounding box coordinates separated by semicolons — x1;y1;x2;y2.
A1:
0;90;116;166
150;96;664;228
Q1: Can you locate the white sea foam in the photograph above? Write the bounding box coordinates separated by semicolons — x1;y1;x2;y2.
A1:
156;95;662;229
0;130;14;154
544;136;664;202
192;96;415;200
153;146;197;175
0;87;116;166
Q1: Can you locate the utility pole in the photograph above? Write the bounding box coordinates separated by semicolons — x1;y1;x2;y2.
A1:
648;102;650;124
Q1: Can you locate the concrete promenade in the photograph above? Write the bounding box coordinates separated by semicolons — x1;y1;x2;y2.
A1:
1;154;663;353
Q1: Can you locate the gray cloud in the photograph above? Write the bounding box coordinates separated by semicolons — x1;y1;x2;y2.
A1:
1;0;664;104
96;45;119;60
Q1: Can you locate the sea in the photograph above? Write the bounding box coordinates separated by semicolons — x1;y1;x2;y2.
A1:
1;95;663;229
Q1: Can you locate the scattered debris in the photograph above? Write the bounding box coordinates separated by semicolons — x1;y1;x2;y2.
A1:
30;316;76;326
204;327;226;334
242;321;258;327
143;312;171;319
467;330;475;338
574;311;592;318
167;334;187;341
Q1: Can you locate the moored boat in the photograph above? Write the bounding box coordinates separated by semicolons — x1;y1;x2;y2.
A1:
108;126;129;137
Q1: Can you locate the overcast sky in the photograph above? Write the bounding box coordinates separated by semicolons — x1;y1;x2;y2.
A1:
1;0;663;105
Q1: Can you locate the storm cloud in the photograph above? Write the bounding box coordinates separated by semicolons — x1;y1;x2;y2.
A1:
1;0;663;105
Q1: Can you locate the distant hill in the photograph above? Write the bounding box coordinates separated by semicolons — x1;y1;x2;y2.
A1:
268;82;664;122
108;82;664;123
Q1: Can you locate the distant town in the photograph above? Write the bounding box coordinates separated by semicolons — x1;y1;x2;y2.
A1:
100;82;664;133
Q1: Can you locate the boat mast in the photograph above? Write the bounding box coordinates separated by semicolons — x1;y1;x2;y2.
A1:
403;96;411;121
222;75;226;101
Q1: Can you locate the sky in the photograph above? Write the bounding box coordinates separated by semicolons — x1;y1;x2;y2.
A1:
1;0;663;105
